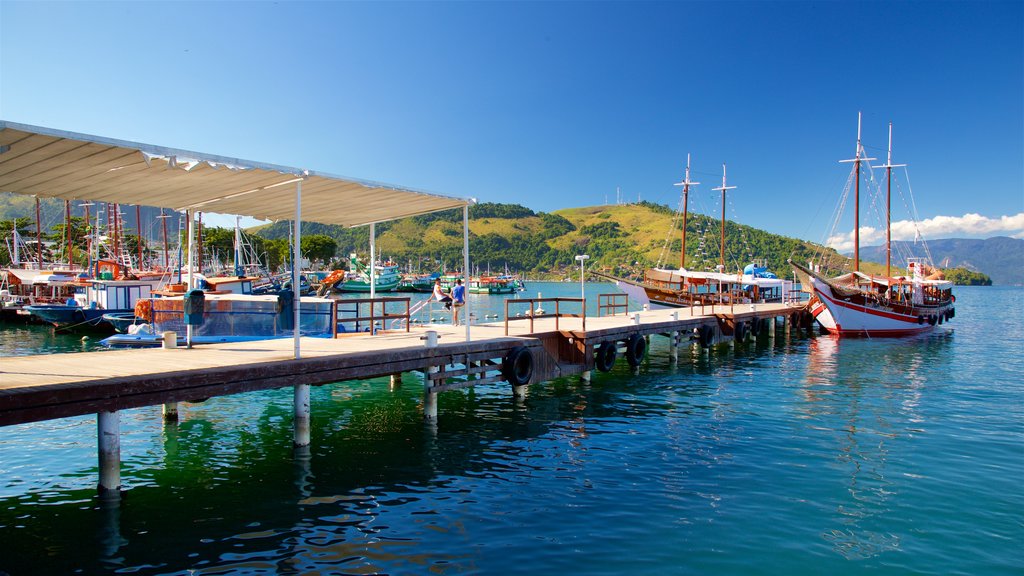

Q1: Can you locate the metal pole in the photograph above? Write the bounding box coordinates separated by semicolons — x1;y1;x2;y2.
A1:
294;383;310;447
186;209;195;348
136;204;143;270
463;204;471;342
370;222;376;300
293;179;302;360
35;197;41;268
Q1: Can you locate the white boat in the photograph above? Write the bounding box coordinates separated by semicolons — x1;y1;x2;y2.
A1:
790;114;955;337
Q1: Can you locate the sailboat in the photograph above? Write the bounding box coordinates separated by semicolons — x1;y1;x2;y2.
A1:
597;156;790;308
790;114;955;337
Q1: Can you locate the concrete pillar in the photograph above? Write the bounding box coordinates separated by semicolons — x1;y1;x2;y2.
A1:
669;331;679;363
580;370;592;382
293;384;311;447
513;383;528;399
97;411;121;493
390;373;402;391
162;402;179;423
424;366;439;421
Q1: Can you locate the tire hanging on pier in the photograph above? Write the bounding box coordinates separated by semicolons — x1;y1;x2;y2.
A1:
734;321;747;343
625;334;647;368
502;346;534;387
698;324;714;348
595;341;617;372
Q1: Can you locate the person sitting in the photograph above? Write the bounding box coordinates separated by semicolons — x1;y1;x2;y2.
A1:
433;278;452;310
451;279;466;325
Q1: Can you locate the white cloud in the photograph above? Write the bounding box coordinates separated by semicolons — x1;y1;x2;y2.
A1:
826;212;1024;252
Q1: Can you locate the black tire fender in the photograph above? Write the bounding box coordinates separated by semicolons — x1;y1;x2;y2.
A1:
595;341;617;372
734;321;747;343
625;334;647;367
502;346;534;386
698;324;714;347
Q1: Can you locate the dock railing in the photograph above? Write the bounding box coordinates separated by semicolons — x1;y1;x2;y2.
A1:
504;297;585;335
597;293;629;317
334;297;411;336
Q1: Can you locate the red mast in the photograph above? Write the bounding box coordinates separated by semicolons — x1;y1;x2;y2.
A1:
673;154;700;269
64;200;72;266
136;205;143;271
35;197;42;268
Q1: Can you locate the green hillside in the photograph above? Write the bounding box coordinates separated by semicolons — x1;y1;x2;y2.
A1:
252;201;850;279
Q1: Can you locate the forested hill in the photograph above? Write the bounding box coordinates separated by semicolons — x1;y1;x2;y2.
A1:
858;237;1022;285
252;201;838;279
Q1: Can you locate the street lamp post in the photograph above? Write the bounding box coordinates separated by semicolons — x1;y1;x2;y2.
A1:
575;254;590;302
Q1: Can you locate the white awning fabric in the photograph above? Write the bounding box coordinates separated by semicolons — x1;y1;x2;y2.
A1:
0;121;473;227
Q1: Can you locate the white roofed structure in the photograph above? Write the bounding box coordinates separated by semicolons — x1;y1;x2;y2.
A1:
0;120;477;358
0;121;473;227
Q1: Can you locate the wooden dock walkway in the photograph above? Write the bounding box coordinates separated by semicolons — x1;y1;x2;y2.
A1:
1;302;807;427
2;299;813;492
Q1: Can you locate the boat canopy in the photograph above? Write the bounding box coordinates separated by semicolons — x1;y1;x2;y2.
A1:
0;121;473;227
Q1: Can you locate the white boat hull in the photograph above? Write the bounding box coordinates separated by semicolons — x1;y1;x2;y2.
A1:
809;278;947;337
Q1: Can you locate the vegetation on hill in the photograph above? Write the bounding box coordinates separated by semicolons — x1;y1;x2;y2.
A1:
859;237;1021;285
250;201;839;279
942;268;992;286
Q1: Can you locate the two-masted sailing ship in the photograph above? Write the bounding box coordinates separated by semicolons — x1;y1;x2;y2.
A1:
790;114;955;337
598;156;792;309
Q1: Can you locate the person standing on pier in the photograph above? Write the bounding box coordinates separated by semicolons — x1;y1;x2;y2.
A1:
451;279;466;325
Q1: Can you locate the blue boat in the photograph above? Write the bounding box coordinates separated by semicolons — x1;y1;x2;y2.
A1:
25;278;161;332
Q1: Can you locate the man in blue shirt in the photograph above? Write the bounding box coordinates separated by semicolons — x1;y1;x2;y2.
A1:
451;279;466;325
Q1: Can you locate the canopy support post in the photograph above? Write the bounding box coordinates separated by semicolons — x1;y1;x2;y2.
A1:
186;209;195;348
463;204;471;343
293;179;302;360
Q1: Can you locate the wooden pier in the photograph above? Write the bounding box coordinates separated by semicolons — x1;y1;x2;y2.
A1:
1;299;810;491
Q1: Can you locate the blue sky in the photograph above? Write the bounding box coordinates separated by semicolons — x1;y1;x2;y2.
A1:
1;1;1021;246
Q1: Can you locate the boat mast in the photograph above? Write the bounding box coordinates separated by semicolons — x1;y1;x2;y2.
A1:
877;122;906;278
136;205;143;271
840;112;876;273
159;209;169;272
712;163;736;270
64;200;72;267
35;197;41;269
673;154;700;269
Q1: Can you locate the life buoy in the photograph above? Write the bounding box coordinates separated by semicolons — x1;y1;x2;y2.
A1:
698;324;714;348
595;341;617;372
625;334;647;367
734;321;747;343
951;295;956;303
502;346;534;387
134;298;153;322
928;315;937;326
918;315;925;325
750;317;761;337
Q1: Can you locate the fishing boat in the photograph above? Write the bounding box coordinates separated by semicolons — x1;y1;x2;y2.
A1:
596;156;796;309
317;254;400;295
396;271;441;293
25;275;161;332
790;115;954;337
468;276;519;294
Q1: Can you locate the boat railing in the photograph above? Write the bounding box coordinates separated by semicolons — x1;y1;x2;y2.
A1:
504;297;585;335
334;297;411;336
598;293;629;317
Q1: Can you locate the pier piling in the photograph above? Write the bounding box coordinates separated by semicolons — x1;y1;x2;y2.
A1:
294;384;311;447
97;411;121;493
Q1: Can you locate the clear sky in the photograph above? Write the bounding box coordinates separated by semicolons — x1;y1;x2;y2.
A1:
1;1;1021;247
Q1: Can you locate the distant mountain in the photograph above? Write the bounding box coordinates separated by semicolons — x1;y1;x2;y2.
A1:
858;237;1023;285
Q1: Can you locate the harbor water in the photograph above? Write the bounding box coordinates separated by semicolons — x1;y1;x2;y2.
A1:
1;283;1021;575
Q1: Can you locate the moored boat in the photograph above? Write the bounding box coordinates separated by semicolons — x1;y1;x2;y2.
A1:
790;115;955;337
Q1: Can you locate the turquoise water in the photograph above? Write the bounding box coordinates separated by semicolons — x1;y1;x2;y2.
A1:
1;284;1021;575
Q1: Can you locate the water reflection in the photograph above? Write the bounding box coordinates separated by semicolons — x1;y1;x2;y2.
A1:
802;333;952;560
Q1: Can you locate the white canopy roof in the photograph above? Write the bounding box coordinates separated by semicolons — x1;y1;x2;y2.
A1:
0;121;473;227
